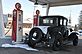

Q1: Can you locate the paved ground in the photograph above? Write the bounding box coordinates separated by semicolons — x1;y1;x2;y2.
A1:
0;37;82;54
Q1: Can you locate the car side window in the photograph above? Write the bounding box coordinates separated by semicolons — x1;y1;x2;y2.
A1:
60;19;63;25
64;20;66;26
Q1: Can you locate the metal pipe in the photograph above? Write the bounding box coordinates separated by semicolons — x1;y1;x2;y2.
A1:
46;4;50;16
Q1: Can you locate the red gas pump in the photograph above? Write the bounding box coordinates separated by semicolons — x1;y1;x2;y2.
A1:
12;3;23;42
33;10;40;26
12;9;17;41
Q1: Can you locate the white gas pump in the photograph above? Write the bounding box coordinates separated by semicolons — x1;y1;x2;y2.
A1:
12;3;23;42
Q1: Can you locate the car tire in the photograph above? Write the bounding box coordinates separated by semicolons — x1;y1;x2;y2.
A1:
28;28;42;47
73;36;78;46
52;33;63;51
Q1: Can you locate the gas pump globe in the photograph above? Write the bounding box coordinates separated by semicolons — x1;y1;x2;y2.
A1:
12;3;23;42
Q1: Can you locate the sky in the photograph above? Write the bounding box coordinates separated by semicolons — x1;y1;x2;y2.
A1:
2;0;82;26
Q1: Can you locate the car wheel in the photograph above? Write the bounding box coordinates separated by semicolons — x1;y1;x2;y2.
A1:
52;33;63;51
52;39;63;51
28;28;42;47
73;36;78;46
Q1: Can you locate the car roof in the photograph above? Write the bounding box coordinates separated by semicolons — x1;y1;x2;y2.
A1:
40;15;68;21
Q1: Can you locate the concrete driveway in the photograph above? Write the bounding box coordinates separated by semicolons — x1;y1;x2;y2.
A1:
0;36;82;54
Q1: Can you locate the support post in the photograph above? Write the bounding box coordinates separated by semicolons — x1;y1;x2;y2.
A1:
46;4;50;16
0;0;5;38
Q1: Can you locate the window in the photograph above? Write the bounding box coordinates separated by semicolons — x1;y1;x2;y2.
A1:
50;20;53;23
64;20;66;25
39;16;59;26
43;19;53;24
60;19;62;25
46;19;49;23
43;19;46;23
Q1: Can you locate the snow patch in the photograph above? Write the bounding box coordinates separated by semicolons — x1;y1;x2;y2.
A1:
2;44;38;51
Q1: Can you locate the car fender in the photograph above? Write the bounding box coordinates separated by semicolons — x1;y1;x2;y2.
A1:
32;26;49;34
70;31;79;35
69;31;79;40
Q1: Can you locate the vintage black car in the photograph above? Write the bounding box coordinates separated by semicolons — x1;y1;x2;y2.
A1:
26;15;78;51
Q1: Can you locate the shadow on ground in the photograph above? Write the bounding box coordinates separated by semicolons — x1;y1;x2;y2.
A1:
0;39;82;54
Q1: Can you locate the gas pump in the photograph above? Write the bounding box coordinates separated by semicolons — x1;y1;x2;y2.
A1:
12;3;23;42
33;10;40;26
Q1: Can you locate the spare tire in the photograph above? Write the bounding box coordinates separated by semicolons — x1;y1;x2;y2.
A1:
28;28;42;47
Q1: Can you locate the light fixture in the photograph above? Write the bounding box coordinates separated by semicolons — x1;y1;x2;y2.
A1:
34;0;38;5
